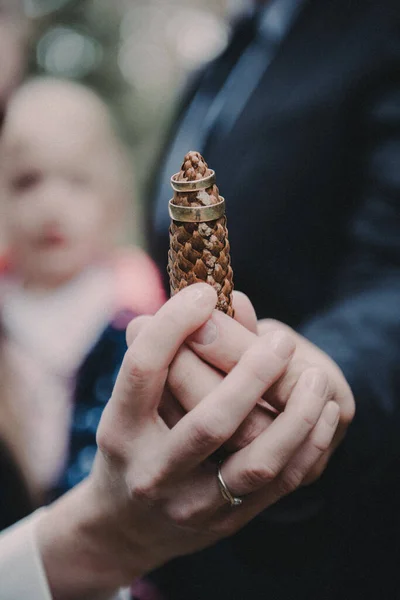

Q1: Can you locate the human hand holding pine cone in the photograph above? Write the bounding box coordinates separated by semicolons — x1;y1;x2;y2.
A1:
163;151;354;483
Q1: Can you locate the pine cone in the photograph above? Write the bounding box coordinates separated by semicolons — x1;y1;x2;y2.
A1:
168;151;234;317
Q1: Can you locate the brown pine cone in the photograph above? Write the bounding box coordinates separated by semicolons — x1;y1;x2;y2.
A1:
168;150;234;317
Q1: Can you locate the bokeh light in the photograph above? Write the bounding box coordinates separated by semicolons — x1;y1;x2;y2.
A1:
166;8;229;71
36;26;103;78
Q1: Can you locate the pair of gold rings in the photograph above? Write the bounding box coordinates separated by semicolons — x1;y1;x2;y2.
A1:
169;170;225;223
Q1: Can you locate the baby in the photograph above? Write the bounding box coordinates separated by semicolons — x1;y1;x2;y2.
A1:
0;77;165;506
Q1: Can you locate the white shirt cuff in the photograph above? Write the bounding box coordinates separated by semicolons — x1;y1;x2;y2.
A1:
0;509;52;600
0;510;131;600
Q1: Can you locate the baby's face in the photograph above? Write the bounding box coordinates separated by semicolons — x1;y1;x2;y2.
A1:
2;118;115;287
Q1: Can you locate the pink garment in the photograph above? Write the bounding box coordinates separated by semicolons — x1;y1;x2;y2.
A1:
113;248;166;319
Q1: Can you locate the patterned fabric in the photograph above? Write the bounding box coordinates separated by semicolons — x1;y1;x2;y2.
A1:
48;318;131;501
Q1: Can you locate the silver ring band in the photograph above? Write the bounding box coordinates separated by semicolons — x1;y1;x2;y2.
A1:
168;197;225;223
170;170;216;192
217;462;242;507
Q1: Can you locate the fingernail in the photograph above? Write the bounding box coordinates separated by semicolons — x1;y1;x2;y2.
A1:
269;331;295;359
323;401;340;426
305;369;328;396
189;318;218;345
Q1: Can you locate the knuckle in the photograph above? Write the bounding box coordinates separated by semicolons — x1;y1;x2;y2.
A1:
188;411;227;453
126;315;151;346
124;348;155;384
95;425;109;454
165;501;199;529
128;472;162;505
96;422;126;464
241;461;278;491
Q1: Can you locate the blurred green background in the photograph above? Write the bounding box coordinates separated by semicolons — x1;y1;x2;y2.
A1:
24;0;244;246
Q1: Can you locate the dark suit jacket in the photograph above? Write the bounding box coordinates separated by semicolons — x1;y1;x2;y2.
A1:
148;0;400;598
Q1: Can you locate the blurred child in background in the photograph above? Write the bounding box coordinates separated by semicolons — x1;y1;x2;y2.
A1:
0;77;165;509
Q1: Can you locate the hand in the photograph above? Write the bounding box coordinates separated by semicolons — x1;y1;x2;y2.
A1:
155;291;354;485
256;317;355;483
36;284;336;599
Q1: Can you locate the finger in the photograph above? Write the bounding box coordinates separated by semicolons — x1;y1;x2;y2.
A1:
181;398;338;519
169;345;275;451
163;331;295;475
232;291;258;333
221;401;340;526
221;367;329;496
297;401;340;485
110;284;217;422
188;309;257;372
169;345;222;412
259;319;356;426
188;313;296;414
160;403;338;524
188;310;295;385
266;358;313;412
192;313;310;414
126;315;152;346
278;400;339;490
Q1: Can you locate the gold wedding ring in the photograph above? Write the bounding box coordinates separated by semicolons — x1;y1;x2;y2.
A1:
217;462;243;508
168;197;225;223
170;170;216;192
